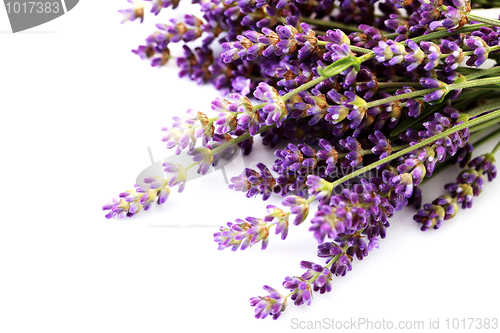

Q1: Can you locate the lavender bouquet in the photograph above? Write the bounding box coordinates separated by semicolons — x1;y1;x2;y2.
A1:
107;0;500;320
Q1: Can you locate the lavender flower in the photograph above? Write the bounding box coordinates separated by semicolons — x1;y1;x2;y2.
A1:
369;130;393;160
229;162;276;200
316;139;339;175
282;276;312;306
464;36;490;67
420;41;442;71
413;195;459;231
385;14;409;41
300;261;332;294
254;82;288;127
317;242;353;277
264;205;290;240
419;77;448;103
309;180;395;243
306;175;333;204
220;24;318;63
445;169;485;209
451;143;474;168
146;0;180;15
250;286;287;320
163;162;187;192
469;153;497;181
118;0;145;24
161;109;210;154
214;217;270;251
102;177;170;219
441;40;464;72
342;91;368;129
356;66;379;100
406;97;425;118
429;3;469;32
190;148;213;175
404;40;425;71
339;136;363;168
373;40;407;66
282;196;311;225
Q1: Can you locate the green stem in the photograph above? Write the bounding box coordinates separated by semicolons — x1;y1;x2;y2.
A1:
349;45;373;54
472;127;500;148
464;66;500;80
280;76;326;102
492;140;500;154
449;90;493;110
408;24;486;44
366;88;438;108
466;100;500;118
377;82;422;89
326;109;500;190
390;89;493;138
468;13;500;27
366;76;500;109
470;118;500;133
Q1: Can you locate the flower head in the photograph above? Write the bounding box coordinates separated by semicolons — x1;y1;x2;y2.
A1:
250;286;287;320
118;0;146;24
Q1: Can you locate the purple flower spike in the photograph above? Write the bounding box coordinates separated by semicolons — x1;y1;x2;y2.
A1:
419;78;448;103
190;148;213;175
306;175;333;205
282;196;311;226
404;40;425;71
469;153;497;181
406;98;425;118
254;82;288;127
214;217;271;251
163;163;187;192
250;286;287;320
441;40;464;72
161;109;211;154
282;277;312;306
264;205;290;240
385;14;409;41
464;36;489;67
445;169;485;209
330;251;353;277
102;177;170;219
229;163;276;201
373;40;407;66
429;5;469;32
317;139;339;175
413;195;459;231
339;136;363;168
118;0;145;24
300;261;333;294
145;0;180;15
369;130;393;160
420;41;442;71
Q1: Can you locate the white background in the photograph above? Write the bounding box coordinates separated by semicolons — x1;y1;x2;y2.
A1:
0;2;499;332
